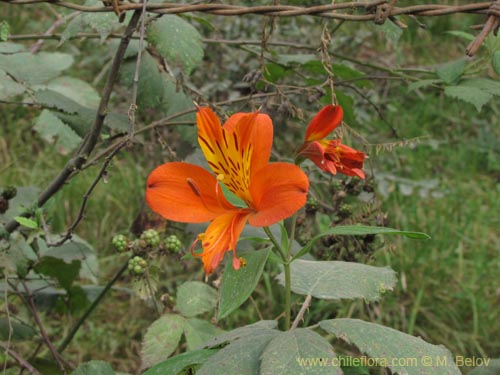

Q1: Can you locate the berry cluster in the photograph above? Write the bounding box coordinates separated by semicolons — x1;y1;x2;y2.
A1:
128;256;147;275
164;235;182;253
140;229;161;247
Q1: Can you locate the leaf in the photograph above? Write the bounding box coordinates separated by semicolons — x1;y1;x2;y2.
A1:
380;21;403;45
142;349;217;375
33;110;82;155
34;257;81;290
275;54;317;66
81;2;119;41
197;331;278;375
71;360;116;375
218;248;270;319
202;320;278;349
320;319;461;375
407;79;441;92
335;90;356;125
175;281;217;317
277;259;396;301
141;314;186;369
162;78;195;121
147;15;204;75
46;76;100;109
0;52;73;85
444;86;492;112
468;359;500;375
0;42;25;53
0;318;37;341
493;51;500;75
260;329;343;375
293;225;429;260
333;63;372;88
184;318;221;351
14;216;38;229
459;77;500;96
0;21;9;42
0;69;26;99
436;59;467;84
446;31;475;41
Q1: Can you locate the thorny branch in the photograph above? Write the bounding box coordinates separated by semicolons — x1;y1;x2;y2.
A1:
0;342;41;375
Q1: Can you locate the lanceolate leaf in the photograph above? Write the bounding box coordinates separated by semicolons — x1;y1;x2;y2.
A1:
292;225;429;261
277;260;396;301
218;248;271;319
320;319;461;375
147;15;204;75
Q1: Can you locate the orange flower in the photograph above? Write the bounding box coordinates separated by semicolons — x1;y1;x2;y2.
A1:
297;105;366;179
146;107;309;274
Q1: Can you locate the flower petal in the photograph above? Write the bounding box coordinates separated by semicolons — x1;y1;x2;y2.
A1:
146;162;234;223
248;163;309;227
198;211;251;274
325;142;366;178
305;105;343;141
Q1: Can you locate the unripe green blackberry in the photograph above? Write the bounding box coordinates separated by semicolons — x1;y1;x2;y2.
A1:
2;186;17;200
112;234;128;252
140;229;160;247
338;204;353;218
306;196;319;213
164;235;182;253
128;256;147;275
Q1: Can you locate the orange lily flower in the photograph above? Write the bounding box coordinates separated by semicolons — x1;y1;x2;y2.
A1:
146;107;309;274
296;105;366;179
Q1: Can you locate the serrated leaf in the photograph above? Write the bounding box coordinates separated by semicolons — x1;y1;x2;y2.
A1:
121;52;165;110
71;360;116;375
277;259;396;301
33;110;82;155
184;318;221;350
0;69;25;99
81;3;118;41
460;77;500;96
436;59;467;84
46;76;100;108
493;51;500;75
260;329;342;375
407;79;441;92
198;331;278;375
141;314;186;369
142;349;217;375
218;248;270;319
34;257;81;290
202;320;278;349
162;78;195;121
147;15;204;75
0;52;73;85
444;85;492;112
0;42;25;53
0;21;9;42
320;319;461;375
0;318;37;341
175;281;217;317
14;216;38;229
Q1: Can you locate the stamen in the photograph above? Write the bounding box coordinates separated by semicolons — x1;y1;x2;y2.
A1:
190;234;205;258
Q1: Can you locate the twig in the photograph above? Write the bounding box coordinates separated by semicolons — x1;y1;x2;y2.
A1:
4;10;142;235
466;1;500;56
20;281;67;374
57;260;130;353
291;294;312;329
29;11;80;53
0;342;41;375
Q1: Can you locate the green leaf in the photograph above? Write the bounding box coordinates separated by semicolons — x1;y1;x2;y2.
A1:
202;321;278;349
407;79;441;92
141;314;186;369
333;63;372;88
444;86;492;112
147;15;204;75
436;59;467;84
493;51;500;75
0;69;26;99
0;42;25;53
198;331;278;375
260;329;342;375
161;78;195;121
320;319;461;375
33;110;82;155
218;248;270;319
0;52;73;85
220;182;246;208
0;21;9;42
142;349;217;375
275;54;317;66
468;359;500;375
380;21;403;45
335;90;356;125
0;318;37;341
263;63;288;83
71;360;116;375
459;77;500;96
14;216;38;229
34;257;81;290
184;318;221;351
175;281;217;317
46;76;100;109
446;31;475;42
277;259;396;301
81;2;119;41
293;225;429;260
